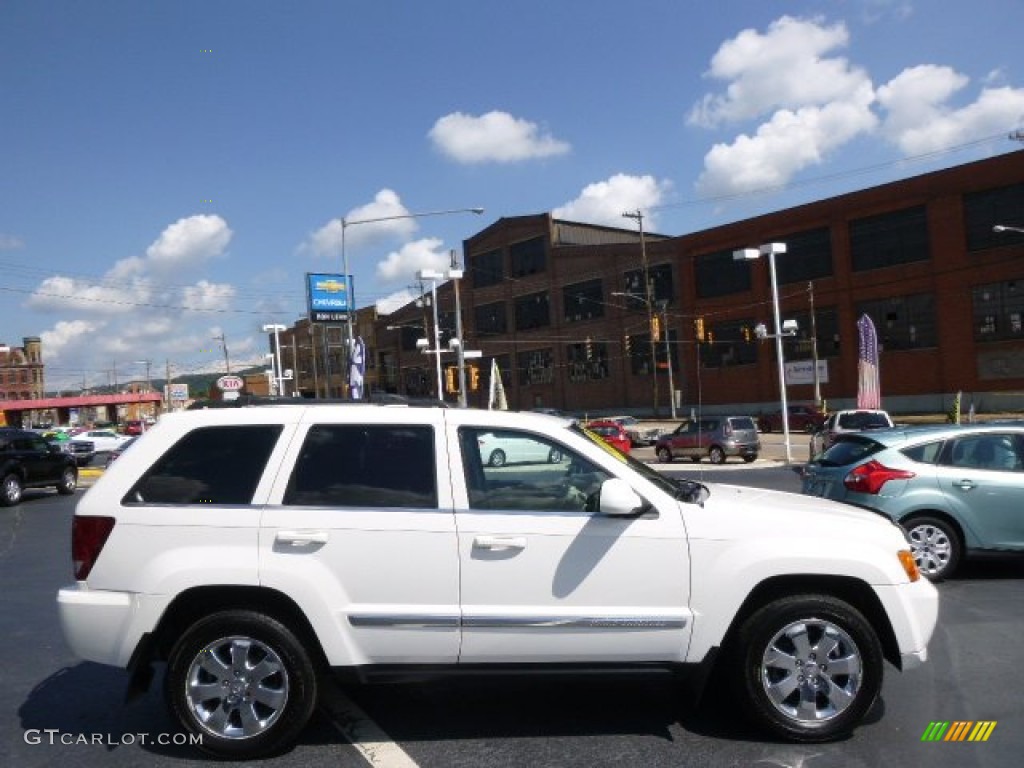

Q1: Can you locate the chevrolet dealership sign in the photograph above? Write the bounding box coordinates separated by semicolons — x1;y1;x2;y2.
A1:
306;272;353;323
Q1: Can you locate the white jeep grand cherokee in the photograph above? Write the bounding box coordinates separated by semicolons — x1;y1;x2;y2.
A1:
58;402;937;759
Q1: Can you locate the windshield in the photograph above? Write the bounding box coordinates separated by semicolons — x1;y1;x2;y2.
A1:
572;423;706;502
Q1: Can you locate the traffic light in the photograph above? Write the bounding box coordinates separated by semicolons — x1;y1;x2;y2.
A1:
742;325;751;342
445;366;458;394
585;336;593;359
624;334;632;355
469;364;480;391
651;315;661;342
707;330;714;344
694;317;705;342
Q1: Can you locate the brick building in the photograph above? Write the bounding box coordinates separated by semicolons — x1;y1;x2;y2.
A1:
0;337;45;403
281;151;1024;417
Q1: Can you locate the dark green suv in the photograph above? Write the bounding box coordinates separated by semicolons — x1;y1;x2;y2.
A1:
0;428;78;506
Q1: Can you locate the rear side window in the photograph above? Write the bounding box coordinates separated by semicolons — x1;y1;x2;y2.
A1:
284;424;437;508
818;436;883;467
729;417;756;431
124;425;282;505
902;440;944;464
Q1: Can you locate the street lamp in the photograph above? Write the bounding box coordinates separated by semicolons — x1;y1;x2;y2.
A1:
993;224;1024;234
337;207;484;398
262;324;287;396
612;291;677;419
734;243;795;464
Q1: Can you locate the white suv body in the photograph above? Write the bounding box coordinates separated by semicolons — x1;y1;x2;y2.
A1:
58;403;937;759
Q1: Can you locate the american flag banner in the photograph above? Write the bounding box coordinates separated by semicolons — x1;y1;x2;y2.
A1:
856;314;881;409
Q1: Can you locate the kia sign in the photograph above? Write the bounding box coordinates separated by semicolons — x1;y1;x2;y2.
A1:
306;272;353;323
217;375;244;391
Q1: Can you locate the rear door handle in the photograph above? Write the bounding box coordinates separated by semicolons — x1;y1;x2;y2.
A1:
473;536;527;551
275;530;329;546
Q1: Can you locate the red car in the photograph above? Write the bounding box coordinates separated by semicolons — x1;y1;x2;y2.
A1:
585;420;632;454
758;404;826;434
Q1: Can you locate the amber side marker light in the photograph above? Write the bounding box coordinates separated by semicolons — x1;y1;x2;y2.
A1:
898;549;921;582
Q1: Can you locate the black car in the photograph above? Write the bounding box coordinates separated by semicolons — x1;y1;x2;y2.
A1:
0;428;78;506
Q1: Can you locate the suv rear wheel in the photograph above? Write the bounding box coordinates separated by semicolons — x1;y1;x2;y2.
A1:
56;467;77;495
165;610;318;759
708;446;726;464
1;473;23;506
730;595;882;742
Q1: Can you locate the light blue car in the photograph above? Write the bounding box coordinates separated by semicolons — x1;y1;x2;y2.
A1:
800;423;1024;581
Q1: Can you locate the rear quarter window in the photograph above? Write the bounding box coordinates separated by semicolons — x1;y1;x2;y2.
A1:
123;425;282;505
729;417;756;431
901;440;944;464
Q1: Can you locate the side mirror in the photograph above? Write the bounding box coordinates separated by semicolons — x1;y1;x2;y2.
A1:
597;478;646;517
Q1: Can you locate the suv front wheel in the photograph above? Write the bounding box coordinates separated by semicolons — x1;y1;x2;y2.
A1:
730;595;883;742
165;610;318;759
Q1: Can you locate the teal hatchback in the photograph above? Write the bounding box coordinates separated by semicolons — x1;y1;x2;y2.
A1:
800;423;1024;581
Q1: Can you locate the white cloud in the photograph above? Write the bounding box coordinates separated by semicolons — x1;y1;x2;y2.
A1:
429;110;570;164
181;280;237;312
145;214;232;270
376;288;418;316
696;85;878;197
552;174;672;229
28;274;154;313
306;189;416;257
375;238;448;282
688;16;869;128
40;319;100;360
878;67;1024;153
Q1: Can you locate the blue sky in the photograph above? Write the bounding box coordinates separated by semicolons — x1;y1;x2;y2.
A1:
2;0;1024;391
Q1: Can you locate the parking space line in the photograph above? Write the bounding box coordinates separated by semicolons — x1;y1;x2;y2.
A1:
320;681;420;767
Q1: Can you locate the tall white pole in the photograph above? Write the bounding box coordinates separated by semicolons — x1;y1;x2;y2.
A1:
767;251;792;463
430;279;443;402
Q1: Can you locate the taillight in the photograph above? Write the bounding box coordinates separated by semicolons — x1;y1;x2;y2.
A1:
72;516;115;580
723;422;733;436
843;460;915;495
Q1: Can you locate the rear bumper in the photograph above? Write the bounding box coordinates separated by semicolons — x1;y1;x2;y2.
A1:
57;584;167;668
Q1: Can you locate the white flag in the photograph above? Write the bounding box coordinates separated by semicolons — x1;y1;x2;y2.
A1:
488;358;508;411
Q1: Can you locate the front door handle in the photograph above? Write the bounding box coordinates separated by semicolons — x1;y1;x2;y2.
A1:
275;530;329;546
954;480;977;491
473;536;527;551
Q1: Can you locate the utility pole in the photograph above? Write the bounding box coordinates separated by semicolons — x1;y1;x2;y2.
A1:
623;209;659;417
213;332;231;373
808;282;822;408
450;250;469;407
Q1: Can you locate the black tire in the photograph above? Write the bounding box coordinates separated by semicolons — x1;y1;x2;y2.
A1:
56;467;77;495
902;515;961;582
1;473;22;507
656;447;674;464
708;446;726;464
488;449;506;468
165;610;318;760
730;595;883;742
742;454;757;463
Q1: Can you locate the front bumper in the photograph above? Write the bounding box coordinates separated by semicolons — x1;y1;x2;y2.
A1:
874;577;939;671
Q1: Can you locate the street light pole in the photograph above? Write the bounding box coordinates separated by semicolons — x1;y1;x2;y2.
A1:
735;243;793;464
337;207;484;399
262;324;287;396
993;224;1024;235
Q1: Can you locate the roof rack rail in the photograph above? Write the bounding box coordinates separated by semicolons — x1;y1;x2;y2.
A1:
186;394;449;410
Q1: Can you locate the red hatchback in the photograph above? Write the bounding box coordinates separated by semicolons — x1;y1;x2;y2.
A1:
585;420;632;454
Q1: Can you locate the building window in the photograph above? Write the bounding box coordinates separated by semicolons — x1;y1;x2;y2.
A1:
623;263;674;305
566;341;610;382
517;348;554;385
696;250;752;298
964;183;1024;251
471;248;504;288
856;294;936;350
850;206;930;271
562;279;605;322
510;237;547;278
699;319;758;368
475;301;507;337
782;306;841;360
514;291;551;331
775;227;834;284
972;280;1024;342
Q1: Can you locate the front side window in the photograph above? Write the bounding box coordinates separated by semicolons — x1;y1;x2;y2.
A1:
284;424;436;508
459;426;611;512
125;425;282;505
941;433;1024;472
